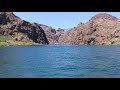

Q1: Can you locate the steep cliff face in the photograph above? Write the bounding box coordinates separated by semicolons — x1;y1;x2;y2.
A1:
38;24;65;44
59;13;120;45
0;12;49;45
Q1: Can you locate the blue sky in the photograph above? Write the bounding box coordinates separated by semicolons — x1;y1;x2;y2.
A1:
14;12;120;29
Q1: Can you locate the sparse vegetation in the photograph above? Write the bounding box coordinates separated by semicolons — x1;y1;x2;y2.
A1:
0;35;40;46
0;35;9;42
105;37;120;45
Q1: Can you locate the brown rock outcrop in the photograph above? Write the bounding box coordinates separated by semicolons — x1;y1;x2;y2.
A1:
59;13;120;45
0;12;49;44
38;24;65;44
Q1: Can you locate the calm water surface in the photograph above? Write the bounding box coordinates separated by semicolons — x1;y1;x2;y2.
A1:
0;45;120;78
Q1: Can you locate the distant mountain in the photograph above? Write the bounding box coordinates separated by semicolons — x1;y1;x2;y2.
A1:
59;13;120;45
37;24;65;44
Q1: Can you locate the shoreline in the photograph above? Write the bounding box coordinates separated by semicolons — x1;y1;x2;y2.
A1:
0;44;120;46
0;41;42;46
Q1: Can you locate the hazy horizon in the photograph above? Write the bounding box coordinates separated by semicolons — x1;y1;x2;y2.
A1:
14;12;120;30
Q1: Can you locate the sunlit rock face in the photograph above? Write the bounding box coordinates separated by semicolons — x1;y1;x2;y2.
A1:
38;24;65;44
59;13;120;45
0;12;49;44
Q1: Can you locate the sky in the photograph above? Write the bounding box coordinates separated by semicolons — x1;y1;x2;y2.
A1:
14;12;120;30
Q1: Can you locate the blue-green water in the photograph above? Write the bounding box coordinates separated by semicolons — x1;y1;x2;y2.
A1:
0;45;120;78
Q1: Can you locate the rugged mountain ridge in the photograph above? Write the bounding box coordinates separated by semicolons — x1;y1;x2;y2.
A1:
59;13;120;45
0;12;49;45
38;24;65;44
1;12;120;45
